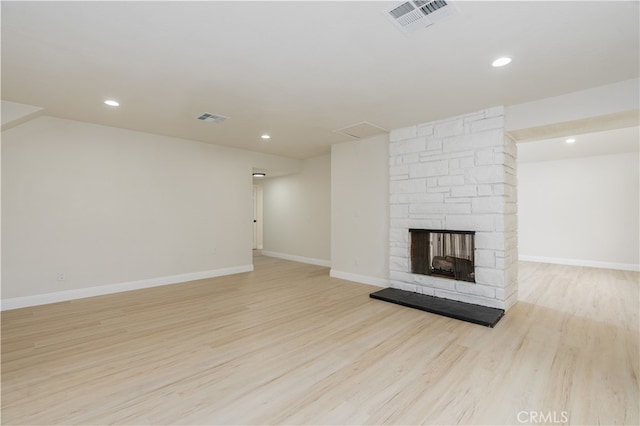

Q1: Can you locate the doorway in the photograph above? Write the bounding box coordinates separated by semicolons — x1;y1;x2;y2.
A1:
252;184;264;251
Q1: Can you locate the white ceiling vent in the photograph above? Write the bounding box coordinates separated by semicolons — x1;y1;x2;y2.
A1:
387;0;458;33
197;112;229;123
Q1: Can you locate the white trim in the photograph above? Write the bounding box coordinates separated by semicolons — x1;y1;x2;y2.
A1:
261;250;331;267
1;265;254;311
330;269;390;288
519;255;640;272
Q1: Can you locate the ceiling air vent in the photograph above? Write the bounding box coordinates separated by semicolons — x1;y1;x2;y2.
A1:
334;122;388;139
387;0;458;33
197;112;229;123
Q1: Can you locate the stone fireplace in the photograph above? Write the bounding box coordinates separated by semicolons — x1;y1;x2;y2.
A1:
389;107;517;310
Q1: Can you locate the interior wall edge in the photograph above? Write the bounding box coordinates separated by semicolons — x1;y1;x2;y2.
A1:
329;269;389;288
261;251;331;268
0;264;254;311
518;255;639;272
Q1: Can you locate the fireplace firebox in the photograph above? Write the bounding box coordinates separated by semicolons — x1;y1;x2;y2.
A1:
410;229;475;283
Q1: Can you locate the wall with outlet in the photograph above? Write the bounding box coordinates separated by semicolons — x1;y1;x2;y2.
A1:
2;116;299;304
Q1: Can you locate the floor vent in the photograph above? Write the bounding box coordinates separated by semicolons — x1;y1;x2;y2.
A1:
197;113;229;123
387;0;458;33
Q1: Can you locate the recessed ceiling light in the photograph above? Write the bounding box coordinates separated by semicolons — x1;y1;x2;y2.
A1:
253;172;266;178
104;99;120;107
566;138;576;144
491;57;512;67
261;134;271;140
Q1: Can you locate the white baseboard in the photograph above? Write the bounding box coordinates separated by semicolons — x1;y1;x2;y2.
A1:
330;269;390;288
261;250;331;267
519;255;639;272
1;264;254;311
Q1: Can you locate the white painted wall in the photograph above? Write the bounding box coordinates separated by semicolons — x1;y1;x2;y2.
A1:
330;134;389;287
518;152;639;270
0;118;2;293
505;78;639;131
1;116;299;305
1;100;43;130
262;155;331;266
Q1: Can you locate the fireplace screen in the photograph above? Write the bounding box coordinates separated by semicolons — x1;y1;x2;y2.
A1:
410;229;475;283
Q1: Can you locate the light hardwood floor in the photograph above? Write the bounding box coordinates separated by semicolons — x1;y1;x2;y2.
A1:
2;255;638;425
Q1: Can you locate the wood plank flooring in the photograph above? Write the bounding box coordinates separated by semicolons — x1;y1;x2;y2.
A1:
2;255;638;425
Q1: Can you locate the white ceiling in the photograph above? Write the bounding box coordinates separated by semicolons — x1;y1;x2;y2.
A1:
2;1;639;159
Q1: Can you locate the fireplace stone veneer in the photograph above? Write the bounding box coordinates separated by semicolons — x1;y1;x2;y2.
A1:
389;107;518;310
